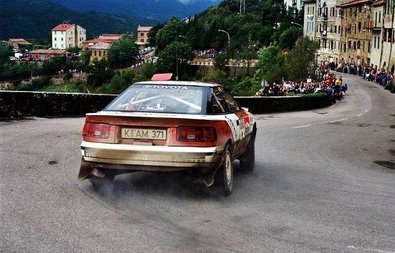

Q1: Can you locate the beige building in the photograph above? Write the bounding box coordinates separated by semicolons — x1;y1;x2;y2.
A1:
89;42;112;62
338;0;373;67
136;25;153;50
6;38;31;51
52;23;86;49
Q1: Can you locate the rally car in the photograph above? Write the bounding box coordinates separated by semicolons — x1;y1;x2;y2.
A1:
78;80;256;195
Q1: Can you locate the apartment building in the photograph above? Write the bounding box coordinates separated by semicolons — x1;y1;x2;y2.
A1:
303;0;395;72
316;0;341;65
52;23;86;49
338;0;373;67
304;0;317;40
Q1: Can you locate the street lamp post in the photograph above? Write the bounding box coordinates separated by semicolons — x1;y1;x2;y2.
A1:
218;29;230;52
290;22;304;29
176;35;186;81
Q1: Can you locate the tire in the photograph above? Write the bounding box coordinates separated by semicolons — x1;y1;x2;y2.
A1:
239;133;255;172
220;145;233;196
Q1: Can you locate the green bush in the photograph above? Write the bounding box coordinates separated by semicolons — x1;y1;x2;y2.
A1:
99;69;135;94
31;76;52;90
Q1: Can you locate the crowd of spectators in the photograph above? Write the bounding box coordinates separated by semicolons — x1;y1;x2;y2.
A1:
336;63;393;87
193;49;224;58
255;73;347;100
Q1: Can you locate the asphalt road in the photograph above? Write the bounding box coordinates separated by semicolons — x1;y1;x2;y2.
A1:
1;73;394;252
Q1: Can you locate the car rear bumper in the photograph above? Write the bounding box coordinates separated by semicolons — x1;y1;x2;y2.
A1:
79;141;224;179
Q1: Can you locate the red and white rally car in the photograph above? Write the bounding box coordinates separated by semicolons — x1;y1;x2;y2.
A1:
78;80;256;195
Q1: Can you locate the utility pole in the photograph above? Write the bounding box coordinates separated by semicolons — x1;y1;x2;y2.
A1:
176;35;186;81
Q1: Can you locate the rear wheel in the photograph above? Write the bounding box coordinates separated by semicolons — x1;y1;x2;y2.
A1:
220;145;233;196
239;133;255;171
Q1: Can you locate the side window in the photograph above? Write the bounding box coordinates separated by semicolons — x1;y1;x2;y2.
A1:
219;87;240;112
213;87;229;113
207;87;225;114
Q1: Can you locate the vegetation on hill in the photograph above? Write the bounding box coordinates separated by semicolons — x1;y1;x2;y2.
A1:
1;0;318;96
0;0;156;40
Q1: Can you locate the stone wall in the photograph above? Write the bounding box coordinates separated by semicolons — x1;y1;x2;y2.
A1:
0;91;332;118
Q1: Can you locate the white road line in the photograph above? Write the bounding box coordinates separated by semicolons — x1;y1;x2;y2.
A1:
357;114;363;117
365;109;369;112
329;118;349;123
347;245;394;253
292;124;311;129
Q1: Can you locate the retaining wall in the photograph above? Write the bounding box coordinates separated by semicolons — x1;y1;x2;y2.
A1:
0;91;332;117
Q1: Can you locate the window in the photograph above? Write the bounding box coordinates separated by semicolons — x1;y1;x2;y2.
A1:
357;40;361;49
105;84;206;114
379;12;381;25
140;33;144;37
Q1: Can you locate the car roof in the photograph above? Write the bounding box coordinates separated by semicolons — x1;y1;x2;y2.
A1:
134;80;222;88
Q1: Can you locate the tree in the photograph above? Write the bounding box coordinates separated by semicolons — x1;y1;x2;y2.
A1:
136;62;158;81
107;35;139;68
99;69;135;94
155;18;187;51
86;59;114;88
157;41;194;78
41;56;65;75
0;43;12;66
278;27;302;50
254;45;286;83
284;37;318;81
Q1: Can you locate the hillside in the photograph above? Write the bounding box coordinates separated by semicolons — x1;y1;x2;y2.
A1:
0;0;158;40
46;0;220;21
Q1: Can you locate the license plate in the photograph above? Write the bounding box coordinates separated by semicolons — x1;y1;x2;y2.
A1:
121;128;166;140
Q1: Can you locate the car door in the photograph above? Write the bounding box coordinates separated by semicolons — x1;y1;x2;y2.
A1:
213;87;246;157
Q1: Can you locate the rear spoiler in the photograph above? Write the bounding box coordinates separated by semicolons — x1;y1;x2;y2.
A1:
151;73;173;81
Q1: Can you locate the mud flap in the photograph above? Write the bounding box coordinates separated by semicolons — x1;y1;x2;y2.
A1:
192;167;219;187
78;157;95;180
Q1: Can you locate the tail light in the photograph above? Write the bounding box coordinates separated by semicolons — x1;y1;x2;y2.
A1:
82;123;110;139
177;127;216;142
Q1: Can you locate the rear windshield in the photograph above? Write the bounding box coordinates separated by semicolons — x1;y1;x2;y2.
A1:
104;84;207;114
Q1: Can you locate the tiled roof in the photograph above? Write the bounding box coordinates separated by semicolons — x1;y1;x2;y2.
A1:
82;34;122;48
338;0;372;7
137;25;153;32
8;38;31;45
98;34;123;40
372;0;384;6
52;24;74;31
89;42;111;50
